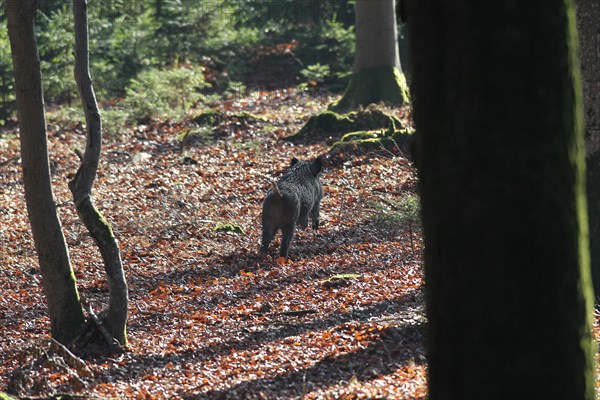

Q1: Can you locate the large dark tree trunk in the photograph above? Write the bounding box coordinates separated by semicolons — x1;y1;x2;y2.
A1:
331;0;409;111
408;1;595;399
71;0;129;346
577;0;600;301
5;0;85;344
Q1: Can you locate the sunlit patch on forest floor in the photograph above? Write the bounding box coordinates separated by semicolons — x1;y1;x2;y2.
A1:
0;90;427;398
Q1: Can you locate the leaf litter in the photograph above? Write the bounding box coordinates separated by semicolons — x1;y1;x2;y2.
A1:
0;89;427;399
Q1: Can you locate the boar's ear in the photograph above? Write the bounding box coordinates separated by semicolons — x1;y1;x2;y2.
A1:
290;158;299;166
311;157;323;175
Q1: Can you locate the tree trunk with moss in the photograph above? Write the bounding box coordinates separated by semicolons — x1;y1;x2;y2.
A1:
5;0;86;344
331;0;409;112
71;0;129;346
577;0;600;301
408;1;595;398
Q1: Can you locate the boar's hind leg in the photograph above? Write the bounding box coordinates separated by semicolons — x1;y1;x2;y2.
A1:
279;224;295;259
298;205;309;229
310;202;321;230
261;225;277;254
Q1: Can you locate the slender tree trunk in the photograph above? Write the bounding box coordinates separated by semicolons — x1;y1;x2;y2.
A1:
71;0;128;346
577;0;600;301
5;0;85;344
408;1;595;399
331;0;409;111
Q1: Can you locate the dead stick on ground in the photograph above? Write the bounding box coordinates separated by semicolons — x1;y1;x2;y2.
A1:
0;156;19;167
134;300;172;317
81;297;116;349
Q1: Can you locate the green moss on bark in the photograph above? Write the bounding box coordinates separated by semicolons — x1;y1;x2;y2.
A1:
76;199;114;242
75;197;128;347
300;111;357;134
330;127;413;154
329;66;410;112
288;106;404;143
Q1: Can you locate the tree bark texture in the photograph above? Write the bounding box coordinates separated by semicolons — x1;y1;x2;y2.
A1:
71;0;128;346
355;0;401;70
5;0;85;343
408;1;595;399
576;0;600;300
331;0;409;111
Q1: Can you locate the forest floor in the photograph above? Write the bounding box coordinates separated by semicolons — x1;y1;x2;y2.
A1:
0;89;428;399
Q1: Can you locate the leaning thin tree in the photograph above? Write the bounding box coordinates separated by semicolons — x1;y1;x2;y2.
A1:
71;0;128;346
408;0;595;398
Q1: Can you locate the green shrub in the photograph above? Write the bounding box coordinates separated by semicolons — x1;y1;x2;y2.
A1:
294;18;354;87
199;1;355;83
373;193;421;255
221;80;247;100
36;5;77;103
101;106;130;136
374;194;421;234
45;104;129;138
0;26;15;124
300;63;331;84
200;26;262;78
8;0;357;112
88;9;158;99
123;66;208;121
46;106;84;127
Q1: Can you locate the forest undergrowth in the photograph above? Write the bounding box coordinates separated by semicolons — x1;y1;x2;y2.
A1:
0;89;428;399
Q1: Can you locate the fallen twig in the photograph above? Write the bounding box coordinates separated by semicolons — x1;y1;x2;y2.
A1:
80;297;116;350
134;300;173;317
0;156;19;167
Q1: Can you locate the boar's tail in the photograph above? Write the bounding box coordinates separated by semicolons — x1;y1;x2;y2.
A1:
271;181;281;198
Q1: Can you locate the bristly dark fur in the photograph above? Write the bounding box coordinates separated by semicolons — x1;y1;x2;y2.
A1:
260;157;324;259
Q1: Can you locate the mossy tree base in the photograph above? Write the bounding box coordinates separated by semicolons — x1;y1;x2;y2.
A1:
287;105;404;144
330;127;414;156
329;66;410;113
